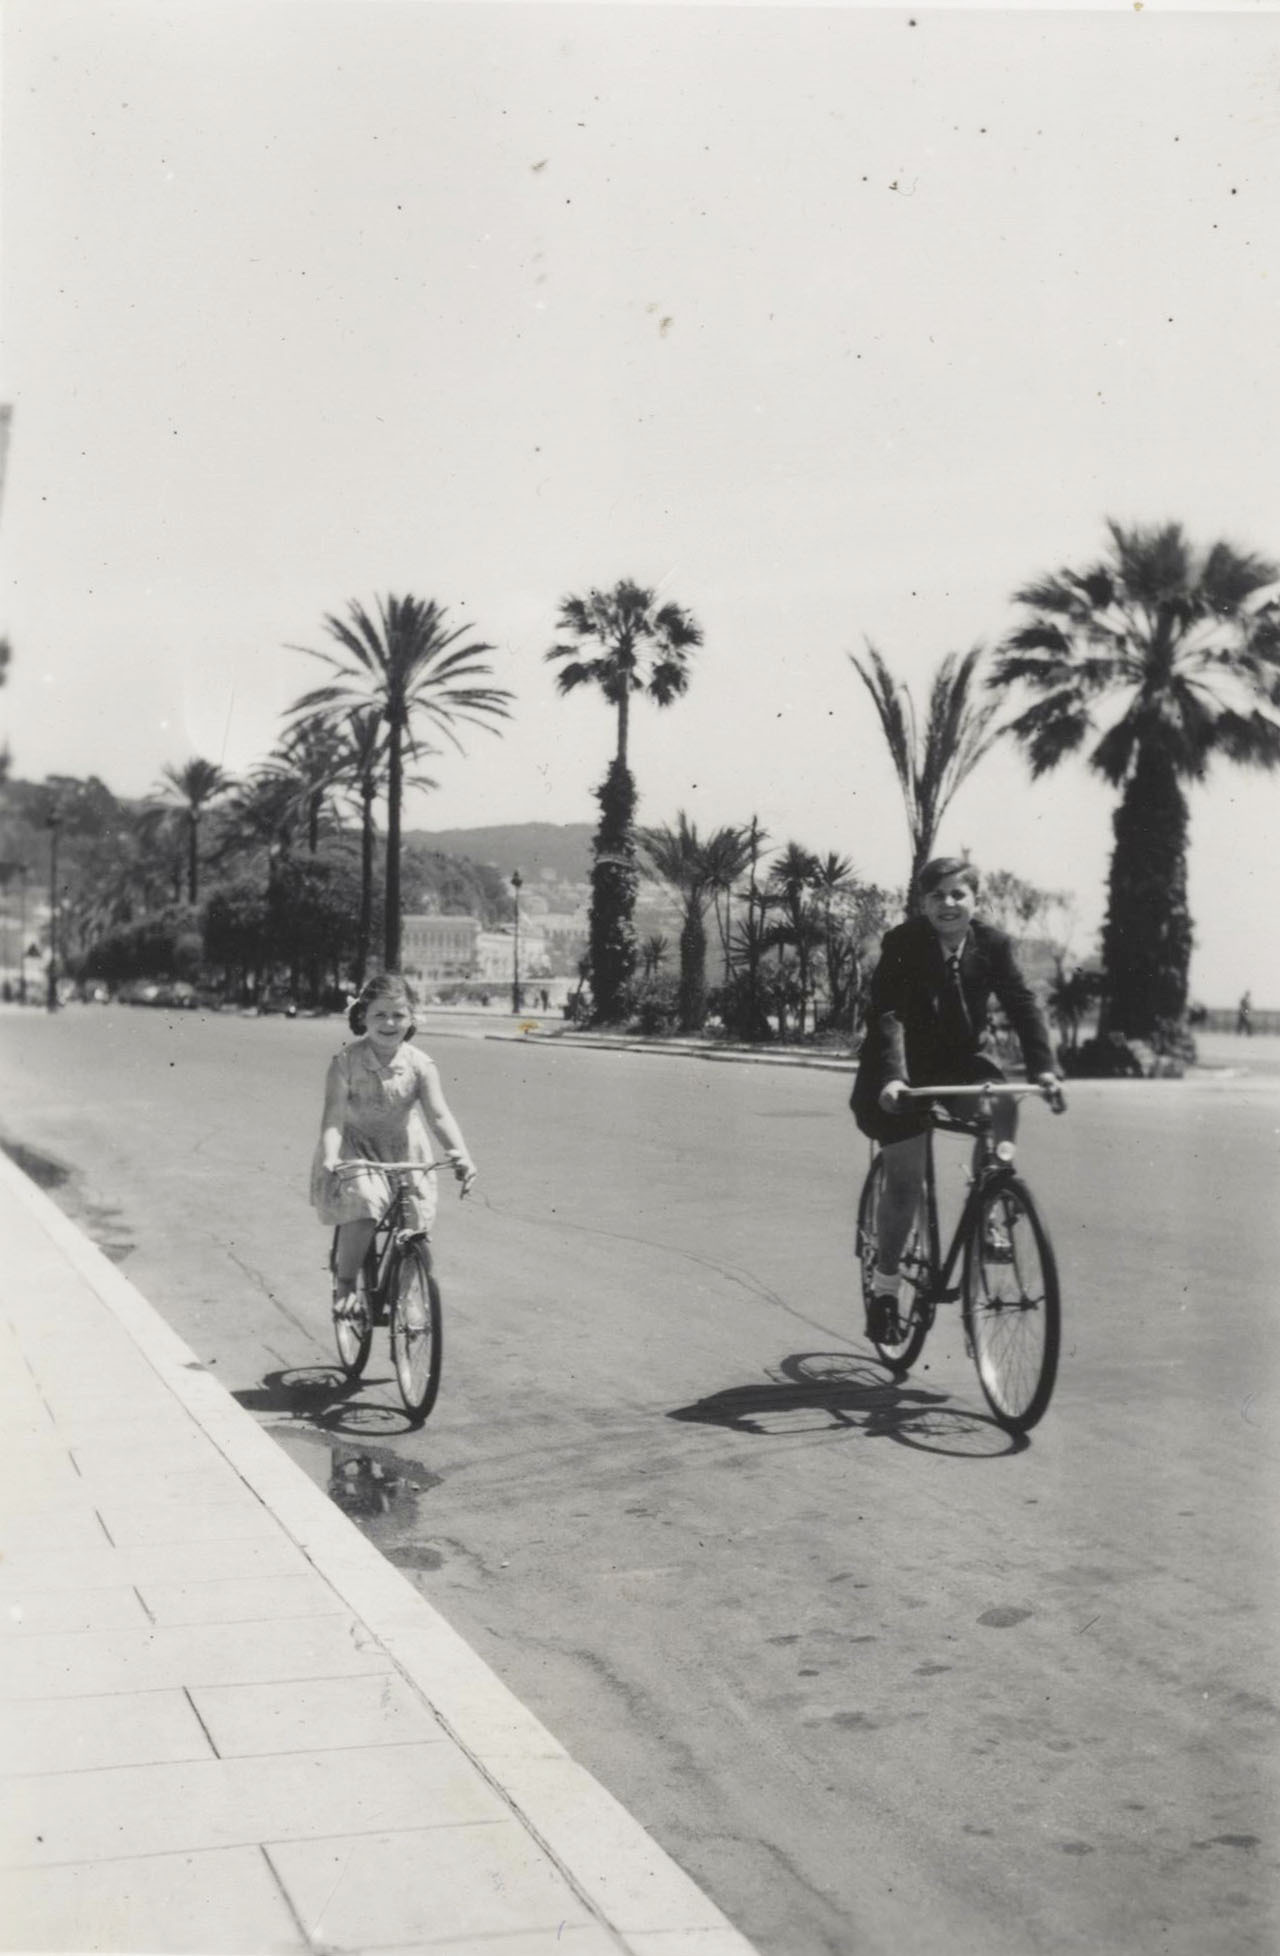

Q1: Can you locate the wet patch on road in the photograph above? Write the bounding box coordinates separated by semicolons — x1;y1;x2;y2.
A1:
978;1605;1034;1628
1;1136;137;1262
1;1138;71;1189
263;1420;449;1571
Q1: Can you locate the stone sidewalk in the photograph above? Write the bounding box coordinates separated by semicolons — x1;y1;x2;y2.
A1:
0;1148;757;1956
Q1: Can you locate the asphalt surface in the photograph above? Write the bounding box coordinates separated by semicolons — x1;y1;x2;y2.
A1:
1;1004;1277;1956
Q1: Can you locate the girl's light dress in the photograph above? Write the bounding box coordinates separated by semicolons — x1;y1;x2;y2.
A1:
309;1038;439;1235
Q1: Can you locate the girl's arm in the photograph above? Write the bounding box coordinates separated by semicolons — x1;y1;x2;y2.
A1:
417;1057;477;1188
319;1055;351;1172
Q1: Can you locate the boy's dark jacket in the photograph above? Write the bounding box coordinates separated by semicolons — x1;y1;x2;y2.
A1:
851;915;1055;1124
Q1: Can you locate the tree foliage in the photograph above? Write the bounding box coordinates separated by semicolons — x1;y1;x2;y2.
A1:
995;519;1280;1038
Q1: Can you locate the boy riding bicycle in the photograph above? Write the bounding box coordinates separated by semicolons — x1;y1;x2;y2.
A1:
850;857;1063;1343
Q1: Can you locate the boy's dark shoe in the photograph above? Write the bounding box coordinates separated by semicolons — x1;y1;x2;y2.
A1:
866;1292;900;1345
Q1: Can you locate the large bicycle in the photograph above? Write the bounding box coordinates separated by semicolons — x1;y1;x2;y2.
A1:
855;1083;1063;1432
328;1160;457;1426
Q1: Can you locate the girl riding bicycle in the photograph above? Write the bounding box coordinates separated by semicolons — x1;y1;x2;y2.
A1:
310;972;476;1318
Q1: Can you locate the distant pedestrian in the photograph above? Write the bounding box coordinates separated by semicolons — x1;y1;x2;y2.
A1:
1237;990;1253;1037
311;972;476;1318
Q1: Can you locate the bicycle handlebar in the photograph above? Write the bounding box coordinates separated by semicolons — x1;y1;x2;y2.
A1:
330;1158;457;1176
895;1080;1067;1115
896;1083;1044;1099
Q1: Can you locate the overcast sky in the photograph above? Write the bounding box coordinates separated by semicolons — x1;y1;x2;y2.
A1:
2;1;1278;1000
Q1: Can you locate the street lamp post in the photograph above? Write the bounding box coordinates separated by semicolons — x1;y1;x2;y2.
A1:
511;869;523;1015
46;814;61;1012
17;862;28;1005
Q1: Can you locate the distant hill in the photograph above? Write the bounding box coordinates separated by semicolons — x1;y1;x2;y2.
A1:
403;823;594;886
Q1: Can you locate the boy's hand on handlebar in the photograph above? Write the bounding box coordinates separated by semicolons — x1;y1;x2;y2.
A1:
878;1079;907;1113
1038;1072;1067;1113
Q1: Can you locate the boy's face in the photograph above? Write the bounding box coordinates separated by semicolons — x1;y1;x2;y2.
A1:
922;875;976;941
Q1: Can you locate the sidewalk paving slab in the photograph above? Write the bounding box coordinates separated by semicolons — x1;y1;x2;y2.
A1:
0;1146;760;1956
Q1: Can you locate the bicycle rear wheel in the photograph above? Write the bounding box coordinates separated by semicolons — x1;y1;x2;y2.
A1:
330;1235;373;1380
962;1174;1060;1431
389;1238;443;1425
856;1154;930;1370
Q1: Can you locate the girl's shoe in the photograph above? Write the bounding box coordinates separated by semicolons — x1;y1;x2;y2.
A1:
334;1290;365;1321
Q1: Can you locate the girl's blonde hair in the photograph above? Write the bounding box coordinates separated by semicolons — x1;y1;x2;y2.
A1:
348;971;418;1039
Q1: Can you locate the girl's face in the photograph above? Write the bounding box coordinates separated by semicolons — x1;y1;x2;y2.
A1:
366;997;412;1049
922;876;976;942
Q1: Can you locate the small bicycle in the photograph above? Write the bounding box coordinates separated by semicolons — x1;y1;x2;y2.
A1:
328;1159;459;1426
855;1083;1063;1432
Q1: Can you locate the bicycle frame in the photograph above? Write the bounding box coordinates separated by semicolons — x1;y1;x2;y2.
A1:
332;1159;443;1315
897;1086;1038;1308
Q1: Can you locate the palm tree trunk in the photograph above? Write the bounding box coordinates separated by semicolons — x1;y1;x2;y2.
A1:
615;687;630;770
385;714;403;971
188;813;199;906
1100;745;1192;1041
678;895;708;1033
357;780;375;988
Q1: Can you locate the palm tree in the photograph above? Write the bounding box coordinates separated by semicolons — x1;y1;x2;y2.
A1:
765;844;825;1038
640;933;670;980
993;520;1280;1039
155;758;232;904
289;595;511;969
638;813;715;1032
268;720;348;855
809;850;857;1028
700;825;753;976
849;643;1002;907
546;579;703;1021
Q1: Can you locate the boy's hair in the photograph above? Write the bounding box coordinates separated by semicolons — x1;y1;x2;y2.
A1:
348;971;418;1039
917;856;979;899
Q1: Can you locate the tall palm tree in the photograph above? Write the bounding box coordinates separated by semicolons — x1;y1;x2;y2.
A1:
546;580;703;1022
993;519;1280;1039
289;595;511;970
155;758;232;904
338;707;439;988
849;643;1002;907
638;813;715;1033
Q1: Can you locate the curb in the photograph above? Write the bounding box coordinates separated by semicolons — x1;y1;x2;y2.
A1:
0;1148;760;1955
480;1027;856;1073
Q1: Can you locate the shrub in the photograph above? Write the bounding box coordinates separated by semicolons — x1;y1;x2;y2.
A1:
629;973;680;1035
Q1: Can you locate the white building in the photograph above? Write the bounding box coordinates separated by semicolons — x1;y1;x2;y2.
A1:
400;914;481;984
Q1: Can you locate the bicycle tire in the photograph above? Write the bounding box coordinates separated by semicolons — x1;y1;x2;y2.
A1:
962;1173;1060;1431
856;1154;930;1370
389;1238;443;1425
330;1234;373;1380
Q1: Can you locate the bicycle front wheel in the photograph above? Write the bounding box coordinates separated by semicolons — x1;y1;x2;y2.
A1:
389;1239;443;1425
962;1174;1060;1432
330;1235;373;1380
856;1154;930;1371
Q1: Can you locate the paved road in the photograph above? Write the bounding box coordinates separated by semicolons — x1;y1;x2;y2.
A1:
2;1005;1278;1956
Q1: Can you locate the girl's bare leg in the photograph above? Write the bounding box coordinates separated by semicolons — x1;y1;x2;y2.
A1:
335;1219;376;1290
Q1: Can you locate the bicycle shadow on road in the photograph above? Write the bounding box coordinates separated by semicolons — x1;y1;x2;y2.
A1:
667;1351;1027;1458
233;1365;421;1438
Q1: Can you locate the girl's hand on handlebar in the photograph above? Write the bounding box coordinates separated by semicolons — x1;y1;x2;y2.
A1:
878;1079;907;1114
1037;1073;1067;1113
448;1152;478;1197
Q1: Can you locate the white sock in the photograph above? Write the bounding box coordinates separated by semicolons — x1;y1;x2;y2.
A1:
872;1268;900;1295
